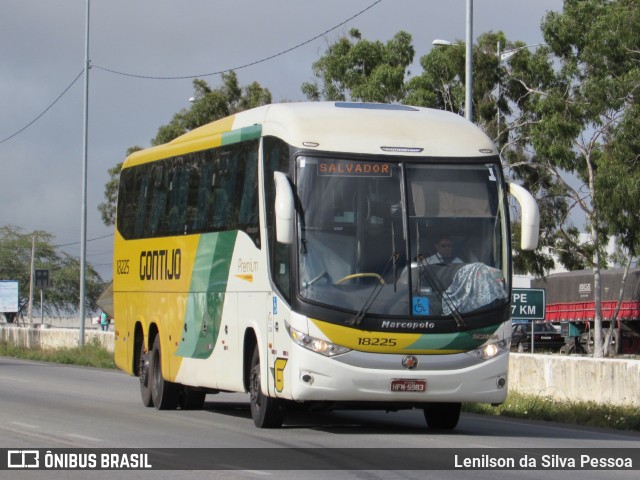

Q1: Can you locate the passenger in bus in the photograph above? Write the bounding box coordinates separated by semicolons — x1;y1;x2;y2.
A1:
426;235;463;265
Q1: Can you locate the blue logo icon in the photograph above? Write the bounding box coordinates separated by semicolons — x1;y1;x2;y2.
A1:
412;297;429;316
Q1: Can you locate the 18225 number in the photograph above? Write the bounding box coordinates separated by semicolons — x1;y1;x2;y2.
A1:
357;337;397;347
116;259;130;275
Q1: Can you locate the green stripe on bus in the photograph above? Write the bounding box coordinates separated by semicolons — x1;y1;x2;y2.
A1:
404;324;500;352
221;124;262;145
177;231;238;359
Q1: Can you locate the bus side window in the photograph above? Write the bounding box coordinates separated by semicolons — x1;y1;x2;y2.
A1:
192;158;213;232
148;164;167;237
133;167;150;239
264;136;292;301
184;154;204;234
165;159;189;235
117;167;137;239
238;146;259;246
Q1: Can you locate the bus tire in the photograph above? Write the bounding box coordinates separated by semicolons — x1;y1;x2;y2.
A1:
139;340;153;407
423;402;461;430
150;335;179;410
249;346;284;428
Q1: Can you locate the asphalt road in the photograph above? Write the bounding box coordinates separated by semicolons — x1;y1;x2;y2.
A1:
0;356;638;480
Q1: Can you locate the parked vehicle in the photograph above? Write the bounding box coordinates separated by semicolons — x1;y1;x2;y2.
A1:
532;269;640;355
511;321;564;353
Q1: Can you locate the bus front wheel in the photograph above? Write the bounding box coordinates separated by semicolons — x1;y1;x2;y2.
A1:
249;346;285;428
423;402;461;430
150;335;179;410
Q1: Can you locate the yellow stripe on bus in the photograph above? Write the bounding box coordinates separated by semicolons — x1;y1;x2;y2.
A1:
309;318;459;354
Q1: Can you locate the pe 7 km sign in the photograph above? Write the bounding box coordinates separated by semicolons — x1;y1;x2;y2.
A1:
511;288;546;320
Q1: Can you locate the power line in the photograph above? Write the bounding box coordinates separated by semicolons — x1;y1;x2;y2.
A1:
0;2;382;144
0;69;84;145
92;0;383;80
54;232;113;248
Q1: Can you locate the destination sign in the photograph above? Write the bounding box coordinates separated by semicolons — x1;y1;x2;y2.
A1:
318;160;392;177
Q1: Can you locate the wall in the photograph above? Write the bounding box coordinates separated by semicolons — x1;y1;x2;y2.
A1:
509;353;640;407
1;325;638;407
0;325;114;353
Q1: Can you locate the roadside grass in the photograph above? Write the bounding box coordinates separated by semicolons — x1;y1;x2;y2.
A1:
1;340;638;432
464;393;640;432
0;339;115;369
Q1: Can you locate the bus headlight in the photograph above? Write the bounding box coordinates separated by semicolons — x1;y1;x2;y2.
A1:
286;324;351;357
467;340;509;360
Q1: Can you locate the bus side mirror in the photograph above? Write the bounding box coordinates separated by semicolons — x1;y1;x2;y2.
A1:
508;182;539;251
274;171;294;245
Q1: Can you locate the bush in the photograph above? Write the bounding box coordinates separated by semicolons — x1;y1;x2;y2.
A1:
464;392;640;431
0;338;115;369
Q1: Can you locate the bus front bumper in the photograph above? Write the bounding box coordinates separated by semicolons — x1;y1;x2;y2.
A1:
282;347;509;405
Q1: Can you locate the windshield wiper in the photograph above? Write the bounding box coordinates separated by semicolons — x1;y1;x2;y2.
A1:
346;251;399;326
416;255;466;329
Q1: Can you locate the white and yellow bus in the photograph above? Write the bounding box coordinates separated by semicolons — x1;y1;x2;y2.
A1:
113;102;539;429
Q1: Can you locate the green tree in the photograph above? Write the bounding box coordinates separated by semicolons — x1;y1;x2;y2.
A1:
512;0;640;357
301;28;415;102
498;40;586;276
0;226;105;321
99;72;271;226
153;72;271;145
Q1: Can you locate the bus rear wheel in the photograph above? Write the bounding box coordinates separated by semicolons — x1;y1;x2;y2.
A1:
249;346;285;428
139;340;153;407
150;335;179;410
423;402;461;430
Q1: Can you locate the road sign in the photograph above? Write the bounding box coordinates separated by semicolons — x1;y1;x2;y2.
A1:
35;269;50;289
511;288;545;320
0;281;19;312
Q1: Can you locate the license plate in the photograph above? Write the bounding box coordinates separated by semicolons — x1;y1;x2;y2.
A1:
391;379;426;392
540;336;552;340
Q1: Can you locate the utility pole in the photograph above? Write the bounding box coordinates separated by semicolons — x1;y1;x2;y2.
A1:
79;0;90;345
27;236;35;326
465;0;473;122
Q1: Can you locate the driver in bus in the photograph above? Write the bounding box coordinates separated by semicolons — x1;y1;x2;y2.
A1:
426;235;463;265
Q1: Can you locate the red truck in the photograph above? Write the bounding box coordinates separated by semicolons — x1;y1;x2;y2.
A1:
531;268;640;355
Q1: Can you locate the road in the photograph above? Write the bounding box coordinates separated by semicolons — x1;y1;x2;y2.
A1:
0;356;638;479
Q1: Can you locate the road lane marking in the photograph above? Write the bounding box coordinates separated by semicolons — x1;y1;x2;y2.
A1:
66;433;102;442
0;375;31;383
217;466;271;476
10;421;39;429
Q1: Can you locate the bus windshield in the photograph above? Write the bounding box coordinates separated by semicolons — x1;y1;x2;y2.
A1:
296;156;509;319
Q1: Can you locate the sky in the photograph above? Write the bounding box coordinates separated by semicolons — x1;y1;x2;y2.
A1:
0;0;564;281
